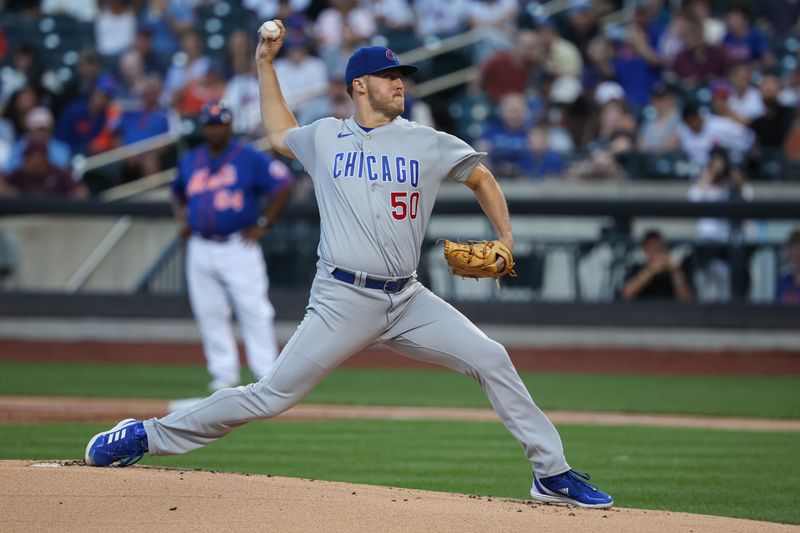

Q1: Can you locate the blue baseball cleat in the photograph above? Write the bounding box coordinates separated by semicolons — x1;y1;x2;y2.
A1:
84;418;149;467
531;470;614;508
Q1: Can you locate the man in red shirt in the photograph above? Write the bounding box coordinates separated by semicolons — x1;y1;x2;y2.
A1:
481;30;540;103
670;16;727;89
2;140;87;198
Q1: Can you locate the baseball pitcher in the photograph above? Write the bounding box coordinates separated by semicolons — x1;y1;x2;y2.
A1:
85;21;613;509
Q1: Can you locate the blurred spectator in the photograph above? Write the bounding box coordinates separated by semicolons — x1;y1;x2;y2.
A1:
6;83;49;138
572;83;637;181
466;0;518;63
546;75;582;150
658;9;692;65
639;0;672;34
539;18;583;78
480;30;540;104
476;92;530;179
589;82;636;146
721;3;773;68
6;107;71;173
621;229;692;301
132;26;167;76
561;3;600;60
274;39;329;116
315;0;376;54
719;63;764;125
688;148;753;301
298;76;355;125
94;0;137;58
243;0;311;20
372;0;415;33
139;0;194;58
40;0;98;22
114;74;172;182
762;1;800;37
686;0;724;45
2;140;87;199
177;61;228;119
321;23;368;80
751;72;796;151
638;82;680;153
678;104;754;168
0;44;45;108
669;15;727;89
55;75;120;155
689;147;754;238
591;24;662;109
115;50;148;110
54;49;104;117
222;31;263;138
273;0;312;37
776;229;800;304
414;0;469;38
520;126;564;180
163;31;210;108
115;75;171;147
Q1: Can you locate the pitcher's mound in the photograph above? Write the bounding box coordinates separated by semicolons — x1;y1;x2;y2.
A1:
0;461;792;532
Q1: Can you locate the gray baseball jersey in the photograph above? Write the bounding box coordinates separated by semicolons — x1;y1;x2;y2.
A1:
286;116;481;277
143;116;570;479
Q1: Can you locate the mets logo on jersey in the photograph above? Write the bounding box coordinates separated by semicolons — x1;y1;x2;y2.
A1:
186;163;244;211
386;49;397;61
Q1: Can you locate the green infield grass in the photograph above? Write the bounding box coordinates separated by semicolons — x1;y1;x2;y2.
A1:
0;420;798;525
1;361;799;419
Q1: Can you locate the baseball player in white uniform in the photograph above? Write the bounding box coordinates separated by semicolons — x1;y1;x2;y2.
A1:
85;21;613;508
172;101;294;391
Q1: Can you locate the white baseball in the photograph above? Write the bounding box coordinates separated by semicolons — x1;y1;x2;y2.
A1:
259;20;280;40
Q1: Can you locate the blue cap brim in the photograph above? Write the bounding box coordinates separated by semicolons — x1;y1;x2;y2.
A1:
362;64;418;79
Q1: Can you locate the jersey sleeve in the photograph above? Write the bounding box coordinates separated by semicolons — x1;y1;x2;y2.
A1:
435;130;486;183
284;121;322;176
254;151;294;196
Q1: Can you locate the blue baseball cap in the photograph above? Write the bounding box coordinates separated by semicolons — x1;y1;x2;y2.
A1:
199;100;233;125
344;46;417;87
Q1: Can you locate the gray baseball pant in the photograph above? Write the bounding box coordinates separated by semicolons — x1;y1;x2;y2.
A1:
144;264;571;476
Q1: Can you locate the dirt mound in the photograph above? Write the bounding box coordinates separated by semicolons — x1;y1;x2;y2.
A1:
0;461;795;533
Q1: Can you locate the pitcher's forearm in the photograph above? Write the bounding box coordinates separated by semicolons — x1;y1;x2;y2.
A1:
256;63;298;157
475;180;514;248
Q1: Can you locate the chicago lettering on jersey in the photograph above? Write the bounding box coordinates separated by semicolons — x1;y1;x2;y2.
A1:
332;151;419;188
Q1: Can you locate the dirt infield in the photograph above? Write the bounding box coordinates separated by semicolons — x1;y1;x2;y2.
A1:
2;339;800;375
1;395;798;431
1;461;796;533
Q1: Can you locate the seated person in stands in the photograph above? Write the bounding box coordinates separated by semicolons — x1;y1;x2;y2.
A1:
475;92;531;179
638;82;680;153
776;229;800;304
622;229;692;301
114;74;172;182
5;107;71;174
1;140;87;199
521;126;564;180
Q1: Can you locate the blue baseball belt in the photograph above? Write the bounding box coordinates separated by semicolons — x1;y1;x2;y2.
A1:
331;268;412;293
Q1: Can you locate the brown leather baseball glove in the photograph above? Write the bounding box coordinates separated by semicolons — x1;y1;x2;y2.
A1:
437;239;517;279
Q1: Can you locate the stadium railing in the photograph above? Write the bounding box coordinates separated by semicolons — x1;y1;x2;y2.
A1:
1;196;799;329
